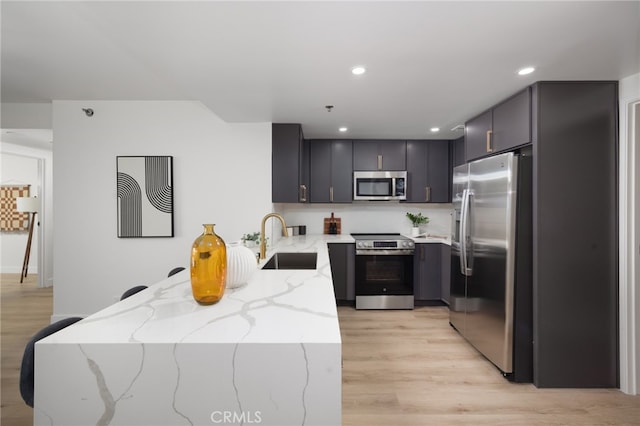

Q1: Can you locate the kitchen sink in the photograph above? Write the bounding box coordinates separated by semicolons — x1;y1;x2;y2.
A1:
262;252;317;270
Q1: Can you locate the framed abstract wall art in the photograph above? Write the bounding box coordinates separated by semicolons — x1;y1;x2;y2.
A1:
116;156;174;238
0;184;30;231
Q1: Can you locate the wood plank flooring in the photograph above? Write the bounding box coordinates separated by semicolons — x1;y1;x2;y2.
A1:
1;274;52;426
1;274;638;425
339;307;640;425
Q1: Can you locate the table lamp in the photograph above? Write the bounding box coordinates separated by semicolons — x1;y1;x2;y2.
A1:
16;197;39;284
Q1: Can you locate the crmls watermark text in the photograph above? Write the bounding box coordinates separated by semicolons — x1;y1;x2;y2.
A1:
210;411;262;424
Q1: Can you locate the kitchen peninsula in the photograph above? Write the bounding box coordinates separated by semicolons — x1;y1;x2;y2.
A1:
34;235;352;426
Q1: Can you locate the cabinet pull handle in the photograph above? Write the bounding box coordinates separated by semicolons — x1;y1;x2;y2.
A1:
377;155;383;170
421;245;425;261
330;186;334;202
486;130;493;153
426;186;432;202
299;184;307;202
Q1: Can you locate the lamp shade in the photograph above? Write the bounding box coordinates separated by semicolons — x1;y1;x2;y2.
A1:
16;197;39;213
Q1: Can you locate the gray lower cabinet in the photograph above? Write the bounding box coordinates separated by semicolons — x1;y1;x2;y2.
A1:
406;140;450;203
328;243;355;302
440;245;451;305
272;123;309;203
353;140;406;171
309;140;353;203
413;243;443;302
465;87;531;162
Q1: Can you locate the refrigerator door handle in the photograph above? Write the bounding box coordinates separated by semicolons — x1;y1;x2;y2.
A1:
459;188;468;275
460;188;473;276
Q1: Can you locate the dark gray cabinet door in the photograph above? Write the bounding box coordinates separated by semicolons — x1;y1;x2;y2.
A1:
330;140;353;202
450;136;465;168
272;123;308;203
353;140;378;171
406;140;450;203
465;110;492;162
413;243;442;301
440;244;451;305
492;88;531;153
465;88;531;162
532;81;618;388
309;139;353;203
426;140;450;202
309;140;332;202
353;140;406;170
378;140;406;170
406;140;428;202
328;243;355;302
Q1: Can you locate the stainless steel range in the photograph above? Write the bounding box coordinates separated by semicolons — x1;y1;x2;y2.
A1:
351;233;415;310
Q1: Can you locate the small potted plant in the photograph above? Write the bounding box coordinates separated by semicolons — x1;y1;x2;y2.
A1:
241;232;261;248
406;212;429;237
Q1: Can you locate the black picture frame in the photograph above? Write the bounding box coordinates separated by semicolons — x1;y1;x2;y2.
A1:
116;156;174;238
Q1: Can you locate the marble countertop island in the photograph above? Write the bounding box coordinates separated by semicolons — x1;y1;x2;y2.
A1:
35;234;352;426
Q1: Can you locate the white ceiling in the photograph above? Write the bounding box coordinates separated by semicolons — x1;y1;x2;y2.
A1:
2;1;639;141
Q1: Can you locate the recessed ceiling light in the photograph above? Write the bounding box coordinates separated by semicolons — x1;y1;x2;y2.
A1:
518;67;535;76
339;127;348;132
430;127;440;133
351;66;366;75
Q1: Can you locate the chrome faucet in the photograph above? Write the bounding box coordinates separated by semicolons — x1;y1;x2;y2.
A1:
260;213;289;260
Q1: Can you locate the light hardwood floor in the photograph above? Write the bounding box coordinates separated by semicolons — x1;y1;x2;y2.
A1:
1;274;52;426
1;274;638;425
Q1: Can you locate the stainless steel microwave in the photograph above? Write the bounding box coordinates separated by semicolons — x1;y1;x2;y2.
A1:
353;171;407;201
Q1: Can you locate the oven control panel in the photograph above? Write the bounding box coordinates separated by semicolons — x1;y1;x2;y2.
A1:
355;240;414;249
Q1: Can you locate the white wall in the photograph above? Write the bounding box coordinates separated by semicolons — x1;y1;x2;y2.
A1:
279;202;452;237
619;71;640;395
52;101;271;318
0;142;53;286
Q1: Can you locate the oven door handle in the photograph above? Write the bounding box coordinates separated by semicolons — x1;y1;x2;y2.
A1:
356;250;415;256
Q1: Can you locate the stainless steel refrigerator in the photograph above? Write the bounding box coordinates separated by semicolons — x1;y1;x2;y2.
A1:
450;150;533;382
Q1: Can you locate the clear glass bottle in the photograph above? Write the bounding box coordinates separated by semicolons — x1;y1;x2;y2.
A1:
190;224;227;305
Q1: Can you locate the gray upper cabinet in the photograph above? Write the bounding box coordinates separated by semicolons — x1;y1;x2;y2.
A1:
464;110;492;161
465;88;531;162
450;136;465;168
272;123;309;203
406;140;450;203
353;140;406;170
309;139;353;203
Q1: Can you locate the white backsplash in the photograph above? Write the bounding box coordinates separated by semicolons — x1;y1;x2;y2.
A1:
277;202;453;238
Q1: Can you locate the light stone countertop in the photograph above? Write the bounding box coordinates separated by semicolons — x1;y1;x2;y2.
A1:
34;234;351;426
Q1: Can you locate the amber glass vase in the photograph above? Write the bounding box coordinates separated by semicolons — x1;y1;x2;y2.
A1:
190;224;227;305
